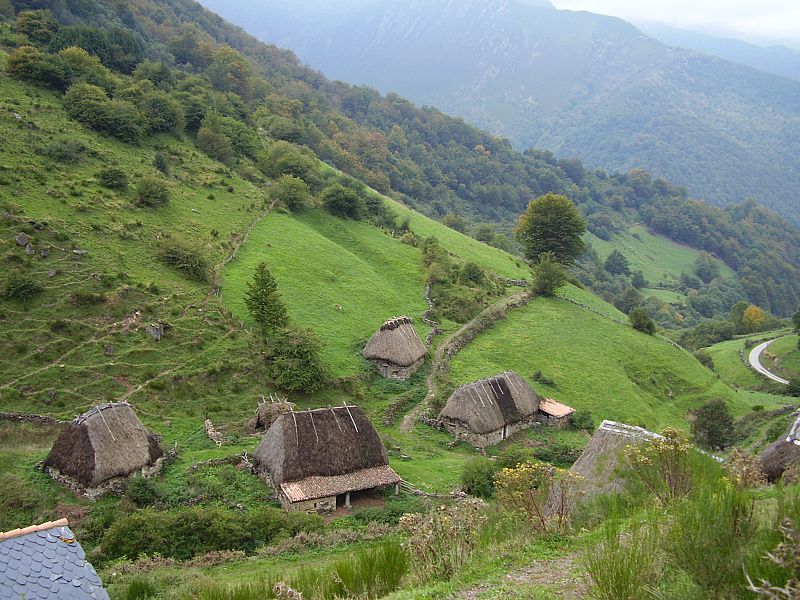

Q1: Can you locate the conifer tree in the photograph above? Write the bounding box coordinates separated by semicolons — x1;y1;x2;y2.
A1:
244;262;288;334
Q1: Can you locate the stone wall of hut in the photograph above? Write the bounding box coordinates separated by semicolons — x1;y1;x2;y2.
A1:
535;413;571;429
372;356;424;380
280;492;336;513
441;415;538;448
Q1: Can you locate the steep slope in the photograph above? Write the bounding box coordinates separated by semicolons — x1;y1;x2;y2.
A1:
203;0;800;224
640;22;800;82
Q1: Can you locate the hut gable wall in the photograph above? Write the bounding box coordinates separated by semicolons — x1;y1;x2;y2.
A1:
43;424;95;485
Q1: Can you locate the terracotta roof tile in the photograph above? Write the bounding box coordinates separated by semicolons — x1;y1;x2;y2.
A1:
539;399;575;418
281;465;402;503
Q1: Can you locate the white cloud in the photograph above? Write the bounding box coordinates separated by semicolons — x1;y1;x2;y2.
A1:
551;0;800;45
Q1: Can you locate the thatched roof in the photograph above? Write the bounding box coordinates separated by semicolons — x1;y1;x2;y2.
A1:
569;420;661;500
438;371;540;434
253;405;401;501
251;397;297;431
362;316;426;367
44;402;162;487
759;414;800;482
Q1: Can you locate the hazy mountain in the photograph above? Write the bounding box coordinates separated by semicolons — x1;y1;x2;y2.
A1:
640;22;800;81
200;0;800;224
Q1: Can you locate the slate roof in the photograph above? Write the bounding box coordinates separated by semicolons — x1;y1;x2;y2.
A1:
0;519;109;599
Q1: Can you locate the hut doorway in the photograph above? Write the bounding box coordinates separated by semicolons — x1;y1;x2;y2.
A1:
381;364;390;378
502;425;509;440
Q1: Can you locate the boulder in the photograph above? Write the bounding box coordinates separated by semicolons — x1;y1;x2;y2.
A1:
15;232;29;247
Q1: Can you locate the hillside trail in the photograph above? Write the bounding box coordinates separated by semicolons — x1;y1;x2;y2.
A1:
456;550;589;599
400;289;531;433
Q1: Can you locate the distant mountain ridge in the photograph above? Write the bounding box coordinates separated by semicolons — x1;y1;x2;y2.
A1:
201;0;800;225
640;21;800;81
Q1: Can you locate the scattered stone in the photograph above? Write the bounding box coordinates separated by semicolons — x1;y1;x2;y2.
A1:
103;345;115;357
30;221;46;231
3;211;12;220
47;269;56;278
72;249;87;259
24;244;35;256
39;246;50;258
191;208;199;213
146;322;169;341
48;389;57;403
15;232;29;247
12;112;21;121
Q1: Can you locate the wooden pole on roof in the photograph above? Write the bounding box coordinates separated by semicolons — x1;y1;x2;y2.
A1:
343;401;359;433
291;410;299;446
330;406;345;433
308;409;319;444
97;405;117;441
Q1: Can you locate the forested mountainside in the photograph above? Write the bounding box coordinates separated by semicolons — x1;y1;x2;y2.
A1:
640;22;800;82
203;0;800;226
1;0;799;317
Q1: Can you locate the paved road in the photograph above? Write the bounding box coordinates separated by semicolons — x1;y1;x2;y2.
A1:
748;339;790;385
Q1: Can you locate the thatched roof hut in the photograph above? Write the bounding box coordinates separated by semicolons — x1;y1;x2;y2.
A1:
363;316;427;379
569;420;661;500
249;395;297;431
254;405;401;511
759;413;800;482
438;371;540;447
44;402;162;489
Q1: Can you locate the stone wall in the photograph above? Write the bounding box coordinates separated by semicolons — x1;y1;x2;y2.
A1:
441;415;538;449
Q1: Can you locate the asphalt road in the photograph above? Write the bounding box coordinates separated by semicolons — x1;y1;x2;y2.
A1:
748;339;790;385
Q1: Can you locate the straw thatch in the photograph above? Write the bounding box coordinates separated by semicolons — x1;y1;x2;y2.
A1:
44;402;162;487
569;420;661;500
253;405;401;502
438;371;540;435
759;414;800;482
362;316;426;368
250;396;297;431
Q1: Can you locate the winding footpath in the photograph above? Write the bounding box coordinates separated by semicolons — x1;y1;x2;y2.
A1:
748;339;790;385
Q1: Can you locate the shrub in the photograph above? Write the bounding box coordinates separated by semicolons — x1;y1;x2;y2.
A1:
158;241;210;283
140;91;184;134
693;349;714;370
629;306;656;335
6;45;71;90
39;139;89;164
135;176;170;208
494;462;583;532
13;10;59;44
584;517;660;600
321;183;366;220
244;262;288;334
197;126;233;164
723;449;766;489
400;499;486;582
624;428;693;505
153;151;169;176
692;399;734;450
571;410;596;432
70;289;106;306
98;167;128;190
58;46;116;91
531;251;565;296
100;506;323;561
461;457;500;499
747;519;800;598
351;495;424;525
64;82;110;127
266;326;329;393
459;261;486;286
2;273;42;301
267;174;311;211
125;477;160;508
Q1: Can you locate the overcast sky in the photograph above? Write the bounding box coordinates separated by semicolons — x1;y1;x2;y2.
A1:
551;0;800;46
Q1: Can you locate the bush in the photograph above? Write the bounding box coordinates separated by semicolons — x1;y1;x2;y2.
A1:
461;457;500;499
571;410;596;432
70;289;106;306
531;251;565;296
13;10;59;44
100;506;323;561
98;167;128;190
321;183;366;220
58;46;116;91
135;176;170;208
64;81;109;126
125;477;160;508
629;307;656;335
153;151;170;176
140;91;184;134
197;125;233;164
2;272;42;301
693;349;714;370
158;240;210;283
267;174;311;211
39;139;89;164
692;399;734;450
6;45;71;90
266;326;329;393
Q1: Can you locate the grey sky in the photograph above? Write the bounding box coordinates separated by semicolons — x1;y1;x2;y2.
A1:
551;0;800;46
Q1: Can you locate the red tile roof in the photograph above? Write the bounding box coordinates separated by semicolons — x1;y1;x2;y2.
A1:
280;465;402;503
539;399;575;419
0;518;69;542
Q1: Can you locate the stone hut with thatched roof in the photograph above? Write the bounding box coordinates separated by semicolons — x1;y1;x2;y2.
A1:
569;420;661;501
438;371;540;448
253;404;402;512
362;316;427;379
759;413;800;482
44;402;162;497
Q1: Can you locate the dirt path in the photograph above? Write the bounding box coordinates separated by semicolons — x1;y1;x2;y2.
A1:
456;552;589;599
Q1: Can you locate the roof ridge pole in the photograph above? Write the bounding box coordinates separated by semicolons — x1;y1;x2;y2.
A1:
308;409;320;444
291;410;299;447
343;401;359;433
97;406;117;442
330;406;345;433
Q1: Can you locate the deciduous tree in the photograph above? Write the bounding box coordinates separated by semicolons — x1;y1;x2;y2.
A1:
515;193;586;265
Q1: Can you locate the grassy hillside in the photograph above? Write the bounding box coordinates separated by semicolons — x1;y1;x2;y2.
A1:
448;296;769;430
588;224;734;290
